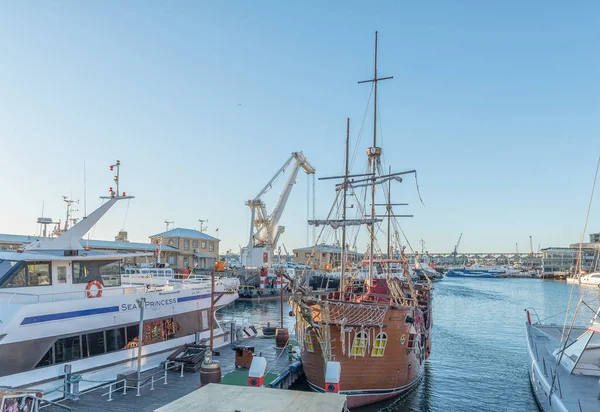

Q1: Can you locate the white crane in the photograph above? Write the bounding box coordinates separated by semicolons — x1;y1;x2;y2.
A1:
241;152;315;267
453;233;463;264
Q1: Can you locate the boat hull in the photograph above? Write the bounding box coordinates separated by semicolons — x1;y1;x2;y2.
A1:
300;293;432;408
307;373;423;408
446;270;497;278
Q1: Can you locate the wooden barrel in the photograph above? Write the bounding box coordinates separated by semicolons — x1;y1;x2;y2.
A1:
275;328;289;349
199;361;221;387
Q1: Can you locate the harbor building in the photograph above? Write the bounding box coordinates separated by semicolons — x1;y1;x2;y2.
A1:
540;247;599;277
292;244;359;270
150;228;219;270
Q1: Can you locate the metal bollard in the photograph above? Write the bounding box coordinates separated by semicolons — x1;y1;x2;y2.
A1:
180;364;184;378
122;380;127;396
150;375;155;391
136;380;141;397
164;362;168;385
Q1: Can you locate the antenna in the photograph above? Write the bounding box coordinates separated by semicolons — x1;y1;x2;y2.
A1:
198;219;208;233
165;220;174;231
83;160;87;217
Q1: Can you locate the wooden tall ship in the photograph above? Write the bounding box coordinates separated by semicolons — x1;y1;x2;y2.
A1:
289;32;433;408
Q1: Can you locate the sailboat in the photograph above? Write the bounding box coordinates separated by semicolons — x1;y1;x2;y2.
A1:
289;32;433;408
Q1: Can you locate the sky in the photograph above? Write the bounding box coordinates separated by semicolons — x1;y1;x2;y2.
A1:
0;1;599;254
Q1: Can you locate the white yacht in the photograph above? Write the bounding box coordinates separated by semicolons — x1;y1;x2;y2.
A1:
566;272;600;286
0;192;238;400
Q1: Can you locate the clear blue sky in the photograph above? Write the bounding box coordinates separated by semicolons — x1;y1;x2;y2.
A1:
1;1;598;254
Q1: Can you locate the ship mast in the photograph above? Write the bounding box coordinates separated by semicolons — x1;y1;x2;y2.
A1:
359;31;393;287
340;118;350;294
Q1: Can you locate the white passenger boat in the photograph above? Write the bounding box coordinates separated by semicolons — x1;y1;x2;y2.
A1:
0;190;238;400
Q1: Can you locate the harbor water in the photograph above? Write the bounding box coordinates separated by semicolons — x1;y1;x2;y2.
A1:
220;279;600;411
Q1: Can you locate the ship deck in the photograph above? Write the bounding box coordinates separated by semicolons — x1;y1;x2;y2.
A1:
42;335;302;412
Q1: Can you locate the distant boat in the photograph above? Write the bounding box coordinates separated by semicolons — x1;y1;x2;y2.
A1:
446;265;519;278
566;272;600;286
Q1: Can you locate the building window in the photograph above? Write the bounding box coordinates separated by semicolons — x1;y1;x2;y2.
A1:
305;253;310;258
168;256;176;265
371;333;387;357
295;253;298;257
209;242;214;252
350;331;368;357
304;330;314;352
184;240;190;251
193;240;198;248
183;257;189;267
201;241;207;249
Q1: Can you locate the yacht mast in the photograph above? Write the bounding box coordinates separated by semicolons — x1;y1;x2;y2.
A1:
340;118;350;294
358;31;393;287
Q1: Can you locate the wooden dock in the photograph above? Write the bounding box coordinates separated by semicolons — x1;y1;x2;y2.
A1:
155;383;346;412
43;336;303;412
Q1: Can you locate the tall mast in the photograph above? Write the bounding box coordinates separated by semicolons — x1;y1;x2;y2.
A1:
358;31;393;287
340;118;350;294
387;165;391;259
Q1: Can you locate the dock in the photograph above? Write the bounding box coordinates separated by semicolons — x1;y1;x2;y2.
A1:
43;335;304;412
155;383;346;412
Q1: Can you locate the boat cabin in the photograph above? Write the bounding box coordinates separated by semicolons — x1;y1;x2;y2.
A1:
0;250;150;303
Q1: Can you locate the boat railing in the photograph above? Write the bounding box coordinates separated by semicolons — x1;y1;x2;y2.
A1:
0;281;235;304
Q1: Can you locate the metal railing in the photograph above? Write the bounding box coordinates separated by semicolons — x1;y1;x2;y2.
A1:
0;280;237;304
102;361;185;401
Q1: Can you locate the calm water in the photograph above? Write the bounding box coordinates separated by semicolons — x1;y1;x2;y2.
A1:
220;279;600;411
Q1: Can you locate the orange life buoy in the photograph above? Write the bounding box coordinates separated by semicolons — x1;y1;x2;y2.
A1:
86;280;103;298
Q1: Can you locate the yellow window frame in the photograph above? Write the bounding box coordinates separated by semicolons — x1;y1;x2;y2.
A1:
371;332;387;357
350;331;368;357
304;331;314;352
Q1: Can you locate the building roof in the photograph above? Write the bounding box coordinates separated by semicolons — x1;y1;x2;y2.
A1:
0;233;178;252
150;228;219;242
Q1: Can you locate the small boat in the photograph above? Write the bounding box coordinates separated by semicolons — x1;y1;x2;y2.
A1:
525;303;600;411
566;272;600;286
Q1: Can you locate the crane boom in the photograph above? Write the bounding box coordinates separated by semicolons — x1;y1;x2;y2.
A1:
242;151;315;267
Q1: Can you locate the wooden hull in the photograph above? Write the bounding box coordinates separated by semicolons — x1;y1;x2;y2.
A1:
301;299;432;408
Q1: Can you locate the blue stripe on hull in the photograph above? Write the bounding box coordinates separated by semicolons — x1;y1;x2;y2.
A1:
20;293;216;325
20;293;215;325
21;306;119;325
176;293;211;302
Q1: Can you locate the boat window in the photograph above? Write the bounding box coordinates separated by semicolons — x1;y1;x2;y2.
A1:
125;325;140;348
27;263;51;286
84;331;106;357
2;262;51;288
106;328;126;352
73;261;121;287
350;331;368;357
54;336;81;363
36;347;54;368
57;266;67;283
371;332;387;357
304;330;314;352
5;267;26;287
0;260;19;279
